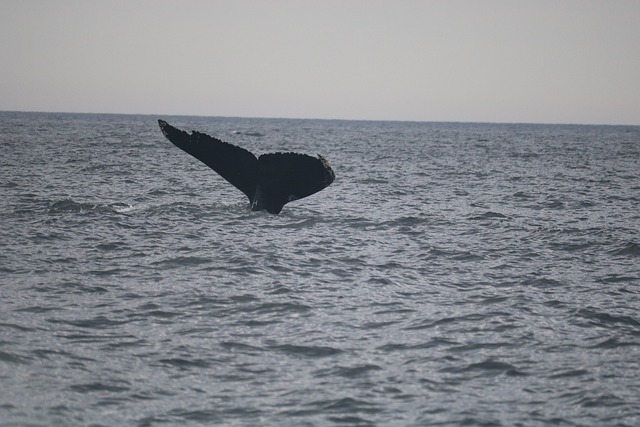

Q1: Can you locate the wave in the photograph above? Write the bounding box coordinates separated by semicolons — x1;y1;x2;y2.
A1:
48;198;133;215
609;241;640;257
441;359;524;377
232;130;265;137
468;211;509;220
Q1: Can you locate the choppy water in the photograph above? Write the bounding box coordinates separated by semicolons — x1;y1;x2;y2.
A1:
1;112;639;426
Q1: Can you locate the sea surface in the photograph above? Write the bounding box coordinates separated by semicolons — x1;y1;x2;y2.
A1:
1;112;639;426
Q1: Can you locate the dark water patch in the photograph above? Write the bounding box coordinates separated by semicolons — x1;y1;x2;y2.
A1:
0;350;30;364
576;199;597;208
151;255;213;268
157;357;212;370
450;341;515;353
137;414;171;426
135;302;162;311
2;181;19;189
609;241;640;257
543;299;569;309
147;189;169;196
62;283;111;294
88;268;126;278
549;240;598;252
427;247;485;262
542;199;565;209
164;409;225;424
358;177;387;185
28;230;69;243
232;130;265;137
359;320;399;330
512;191;533;199
131;303;182;319
451;251;484;261
598;274;639;285
315;397;382;415
267;264;295;274
48;404;71;417
374;306;418;316
468;211;509;220
543;343;581;354
241;318;285;327
367;276;394;285
96;241;127;251
441;359;524;377
342;216;378;230
271;344;342;358
68;382;130;394
102;339;148;350
589;337;639;349
476;295;509;305
280;397;382;423
575;308;640;329
328;415;375;425
316;364;383;378
549;369;590;379
229;293;261;304
268;285;295;295
246;301;312;315
56;332;132;346
148;309;182;319
120;292;145;300
0;321;36;331
573;393;626;408
404;313;487;331
378;337;456;352
48;316;130;329
520;276;564;289
391;215;426;228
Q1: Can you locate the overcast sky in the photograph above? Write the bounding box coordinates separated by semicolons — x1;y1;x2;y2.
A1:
1;0;639;125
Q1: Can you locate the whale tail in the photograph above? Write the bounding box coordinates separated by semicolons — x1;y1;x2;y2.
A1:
158;120;335;214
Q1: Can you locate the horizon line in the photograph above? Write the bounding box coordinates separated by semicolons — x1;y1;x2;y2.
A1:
1;109;638;128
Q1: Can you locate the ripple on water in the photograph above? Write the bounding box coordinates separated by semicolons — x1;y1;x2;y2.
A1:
1;114;639;426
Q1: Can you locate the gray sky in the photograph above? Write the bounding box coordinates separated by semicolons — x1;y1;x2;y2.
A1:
1;0;639;124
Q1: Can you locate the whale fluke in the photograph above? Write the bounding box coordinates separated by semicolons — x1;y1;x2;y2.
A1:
158;120;335;214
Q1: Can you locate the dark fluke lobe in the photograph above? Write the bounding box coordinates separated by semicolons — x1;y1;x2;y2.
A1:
157;120;335;214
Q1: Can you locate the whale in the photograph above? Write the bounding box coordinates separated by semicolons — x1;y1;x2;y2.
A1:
157;120;335;214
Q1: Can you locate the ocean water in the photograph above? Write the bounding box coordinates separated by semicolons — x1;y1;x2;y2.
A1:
0;111;639;426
